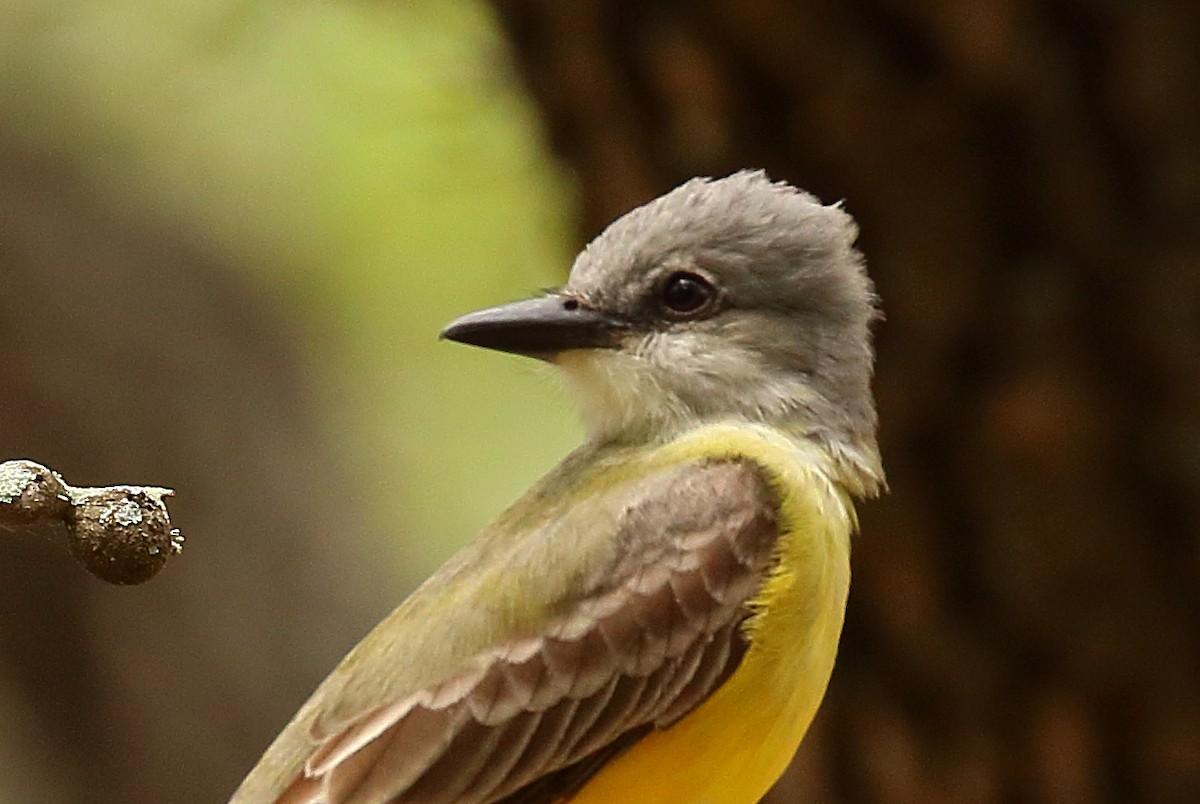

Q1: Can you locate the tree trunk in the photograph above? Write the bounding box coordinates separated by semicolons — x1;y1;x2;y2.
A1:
487;1;1200;800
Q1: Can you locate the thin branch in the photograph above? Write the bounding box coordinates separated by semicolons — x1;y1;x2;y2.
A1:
0;459;182;584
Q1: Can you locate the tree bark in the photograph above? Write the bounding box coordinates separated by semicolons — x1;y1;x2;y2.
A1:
487;1;1200;800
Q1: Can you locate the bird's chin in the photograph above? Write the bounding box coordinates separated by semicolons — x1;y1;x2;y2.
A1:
554;348;689;442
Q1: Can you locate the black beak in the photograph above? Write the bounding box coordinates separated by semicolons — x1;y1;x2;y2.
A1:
439;294;626;359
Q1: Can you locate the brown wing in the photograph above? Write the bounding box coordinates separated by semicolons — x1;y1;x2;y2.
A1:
279;458;780;804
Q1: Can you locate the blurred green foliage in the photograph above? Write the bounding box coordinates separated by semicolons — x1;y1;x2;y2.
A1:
0;0;582;575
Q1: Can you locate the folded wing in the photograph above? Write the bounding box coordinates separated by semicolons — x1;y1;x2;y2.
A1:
270;458;783;804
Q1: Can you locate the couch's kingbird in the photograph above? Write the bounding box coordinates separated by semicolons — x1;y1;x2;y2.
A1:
233;171;884;803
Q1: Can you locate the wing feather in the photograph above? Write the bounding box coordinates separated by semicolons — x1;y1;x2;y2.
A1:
266;457;780;803
551;674;622;760
486;697;582;799
453;702;546;800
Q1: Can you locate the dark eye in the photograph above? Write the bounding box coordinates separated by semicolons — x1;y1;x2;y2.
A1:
660;272;717;317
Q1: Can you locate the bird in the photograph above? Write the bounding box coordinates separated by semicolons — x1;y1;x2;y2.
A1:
231;170;884;804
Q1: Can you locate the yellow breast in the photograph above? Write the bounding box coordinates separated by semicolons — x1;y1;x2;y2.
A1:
571;424;855;804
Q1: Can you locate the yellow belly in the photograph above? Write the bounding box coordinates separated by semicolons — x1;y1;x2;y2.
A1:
572;425;855;803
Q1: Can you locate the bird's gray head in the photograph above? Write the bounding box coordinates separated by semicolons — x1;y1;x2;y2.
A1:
443;171;882;490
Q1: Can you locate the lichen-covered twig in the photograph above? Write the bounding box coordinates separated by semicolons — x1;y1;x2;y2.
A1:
0;459;182;584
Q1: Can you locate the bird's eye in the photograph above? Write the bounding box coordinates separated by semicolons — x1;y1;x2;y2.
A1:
660;272;717;317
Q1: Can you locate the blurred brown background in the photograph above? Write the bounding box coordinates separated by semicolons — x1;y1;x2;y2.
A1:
2;1;1198;802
